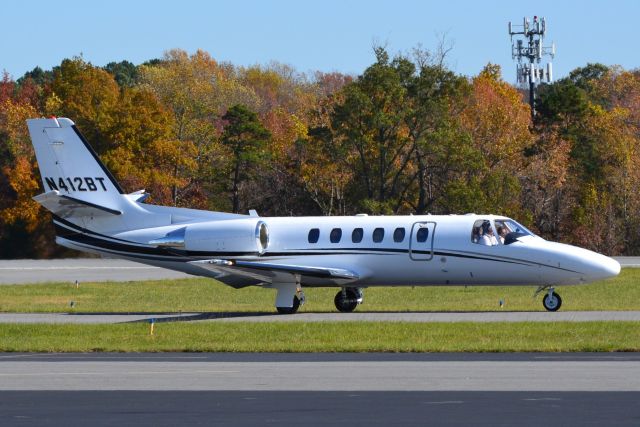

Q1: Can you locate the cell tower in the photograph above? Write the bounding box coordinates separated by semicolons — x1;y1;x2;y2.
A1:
508;16;555;120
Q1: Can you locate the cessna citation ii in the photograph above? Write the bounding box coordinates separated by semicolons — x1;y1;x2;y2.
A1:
26;117;621;314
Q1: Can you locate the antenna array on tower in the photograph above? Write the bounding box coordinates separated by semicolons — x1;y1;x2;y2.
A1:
508;16;556;119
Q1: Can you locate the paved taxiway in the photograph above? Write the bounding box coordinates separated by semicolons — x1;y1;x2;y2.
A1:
0;353;638;426
0;257;638;285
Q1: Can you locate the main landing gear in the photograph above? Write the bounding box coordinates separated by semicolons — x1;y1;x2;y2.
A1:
275;282;305;314
274;284;364;314
535;286;563;312
276;294;303;314
334;288;364;313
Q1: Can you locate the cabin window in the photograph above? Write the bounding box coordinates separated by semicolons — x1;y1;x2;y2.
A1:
393;227;406;243
308;228;320;244
372;227;384;243
352;228;363;243
330;228;342;243
416;227;429;243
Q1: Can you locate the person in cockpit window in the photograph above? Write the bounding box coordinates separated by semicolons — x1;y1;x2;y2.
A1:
472;226;483;243
497;226;507;244
480;223;498;246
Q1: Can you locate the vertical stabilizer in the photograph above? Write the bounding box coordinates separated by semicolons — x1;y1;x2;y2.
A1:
26;117;123;212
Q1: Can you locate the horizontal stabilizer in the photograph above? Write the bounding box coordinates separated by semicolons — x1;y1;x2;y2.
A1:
33;190;122;218
190;259;359;285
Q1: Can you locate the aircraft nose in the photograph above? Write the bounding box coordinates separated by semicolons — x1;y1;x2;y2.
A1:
581;252;621;282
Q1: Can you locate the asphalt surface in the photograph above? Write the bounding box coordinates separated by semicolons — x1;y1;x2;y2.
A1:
0;353;638;426
2;391;638;427
0;258;194;284
1;310;640;324
0;257;638;285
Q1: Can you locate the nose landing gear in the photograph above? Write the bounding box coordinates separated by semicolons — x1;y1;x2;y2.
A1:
334;288;363;313
535;286;563;312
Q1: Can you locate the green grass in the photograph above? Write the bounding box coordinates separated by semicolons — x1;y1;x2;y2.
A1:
0;268;639;313
0;321;637;352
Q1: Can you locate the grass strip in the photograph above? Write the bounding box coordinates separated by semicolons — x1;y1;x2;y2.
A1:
1;321;638;352
0;268;639;313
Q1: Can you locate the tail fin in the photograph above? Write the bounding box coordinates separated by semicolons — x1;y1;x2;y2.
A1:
26;117;123;214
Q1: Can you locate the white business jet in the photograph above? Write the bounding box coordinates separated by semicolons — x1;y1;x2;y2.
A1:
26;117;621;313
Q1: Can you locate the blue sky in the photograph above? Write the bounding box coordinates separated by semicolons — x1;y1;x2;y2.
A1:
2;0;638;82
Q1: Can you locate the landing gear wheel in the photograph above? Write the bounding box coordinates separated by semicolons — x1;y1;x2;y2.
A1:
334;289;359;313
542;292;562;312
277;295;301;315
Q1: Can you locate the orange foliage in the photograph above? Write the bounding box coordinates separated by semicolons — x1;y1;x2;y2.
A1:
1;157;42;232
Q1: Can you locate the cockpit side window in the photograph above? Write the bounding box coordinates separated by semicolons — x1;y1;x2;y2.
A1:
497;219;536;245
471;219;498;246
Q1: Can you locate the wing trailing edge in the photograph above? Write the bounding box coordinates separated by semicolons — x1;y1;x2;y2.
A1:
189;259;359;286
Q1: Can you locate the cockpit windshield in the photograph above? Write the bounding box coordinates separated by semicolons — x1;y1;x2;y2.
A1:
495;219;536;245
471;218;536;246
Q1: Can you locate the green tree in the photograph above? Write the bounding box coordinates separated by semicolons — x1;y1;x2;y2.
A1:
330;47;414;213
220;105;271;213
104;60;140;88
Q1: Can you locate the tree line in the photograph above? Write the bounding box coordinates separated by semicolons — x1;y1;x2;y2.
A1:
0;48;639;257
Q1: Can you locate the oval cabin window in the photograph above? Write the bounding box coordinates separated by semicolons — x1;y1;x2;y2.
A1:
373;228;385;243
308;228;320;244
393;227;405;242
352;228;363;243
330;228;342;243
416;227;429;243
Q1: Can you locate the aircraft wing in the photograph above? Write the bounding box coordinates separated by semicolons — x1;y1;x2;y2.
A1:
33;190;122;218
189;259;359;286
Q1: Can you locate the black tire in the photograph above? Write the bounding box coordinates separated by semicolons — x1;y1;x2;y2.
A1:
334;289;359;313
276;295;301;314
542;292;562;312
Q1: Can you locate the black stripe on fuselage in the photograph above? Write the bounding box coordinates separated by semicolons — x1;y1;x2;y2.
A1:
53;219;579;272
53;215;138;244
51;214;581;273
54;222;257;259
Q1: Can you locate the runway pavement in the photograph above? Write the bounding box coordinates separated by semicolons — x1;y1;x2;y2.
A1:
1;310;640;324
0;353;638;426
0;258;194;284
0;257;638;285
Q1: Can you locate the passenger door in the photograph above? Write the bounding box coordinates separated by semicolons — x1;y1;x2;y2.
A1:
409;222;436;261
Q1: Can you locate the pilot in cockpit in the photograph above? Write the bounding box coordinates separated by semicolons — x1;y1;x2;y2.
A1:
480;223;498;246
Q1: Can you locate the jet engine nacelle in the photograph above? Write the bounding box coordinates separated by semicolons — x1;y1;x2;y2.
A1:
148;219;269;255
184;219;269;254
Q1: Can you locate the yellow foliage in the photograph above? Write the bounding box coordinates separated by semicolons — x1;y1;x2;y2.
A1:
0;99;38;158
1;157;42;232
461;67;533;169
44;92;63;117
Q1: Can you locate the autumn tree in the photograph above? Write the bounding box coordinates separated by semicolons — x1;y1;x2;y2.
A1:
140;49;261;208
0;92;62;257
533;64;640;254
457;64;532;217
